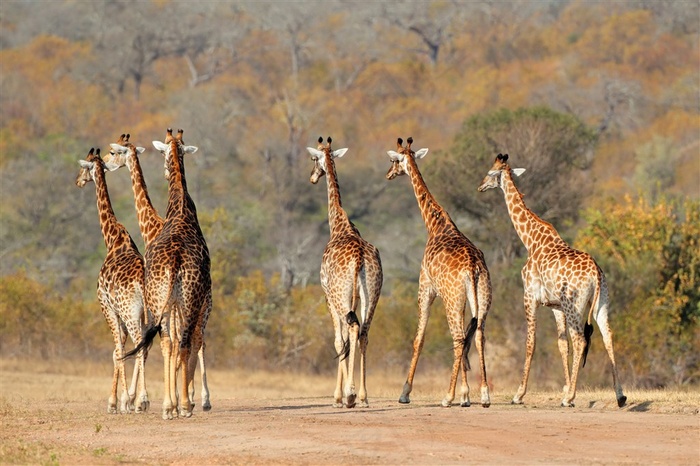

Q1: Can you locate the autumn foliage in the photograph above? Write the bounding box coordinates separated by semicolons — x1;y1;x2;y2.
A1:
0;1;698;389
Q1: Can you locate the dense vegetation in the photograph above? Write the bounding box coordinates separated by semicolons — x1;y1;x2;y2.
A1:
1;0;698;389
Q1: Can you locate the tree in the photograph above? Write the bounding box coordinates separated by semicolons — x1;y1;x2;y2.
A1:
576;196;700;387
427;106;598;263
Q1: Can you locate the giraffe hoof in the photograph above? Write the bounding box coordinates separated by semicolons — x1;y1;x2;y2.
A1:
617;396;627;408
333;402;343;408
441;399;453;408
561;401;575;408
346;394;357;409
398;396;411;404
460;401;471;407
511;399;524;405
202;402;212;412
481;402;491;408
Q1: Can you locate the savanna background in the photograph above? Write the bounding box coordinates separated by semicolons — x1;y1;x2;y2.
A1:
1;0;699;401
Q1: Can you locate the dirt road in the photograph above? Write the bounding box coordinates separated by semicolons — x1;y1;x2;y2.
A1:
1;363;698;465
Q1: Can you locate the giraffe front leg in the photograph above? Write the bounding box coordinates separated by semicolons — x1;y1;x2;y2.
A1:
400;278;435;404
513;295;537;405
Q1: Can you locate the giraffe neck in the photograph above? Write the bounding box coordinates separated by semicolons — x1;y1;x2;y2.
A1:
323;151;353;237
128;154;164;247
92;160;122;250
164;142;198;223
406;155;453;235
500;169;563;253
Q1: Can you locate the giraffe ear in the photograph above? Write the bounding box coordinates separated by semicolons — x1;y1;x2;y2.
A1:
512;168;526;177
183;145;198;154
332;148;348;158
78;159;92;169
306;147;323;159
152;141;168;152
387;150;402;161
415;148;429;159
136;147;146;154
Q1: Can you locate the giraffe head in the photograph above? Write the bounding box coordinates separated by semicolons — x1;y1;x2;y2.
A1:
152;128;198;179
306;136;348;184
385;137;429;180
105;133;146;172
477;153;526;192
76;148;106;187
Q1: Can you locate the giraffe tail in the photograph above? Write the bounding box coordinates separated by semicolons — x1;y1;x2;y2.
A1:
122;324;161;360
582;274;601;368
462;317;478;371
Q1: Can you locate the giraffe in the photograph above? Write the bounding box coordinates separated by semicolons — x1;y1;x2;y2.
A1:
75;147;149;414
386;137;491;408
307;136;383;408
125;129;211;420
106;133;211;412
477;153;627;408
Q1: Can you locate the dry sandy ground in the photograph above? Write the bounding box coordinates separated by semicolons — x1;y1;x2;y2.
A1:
1;362;698;465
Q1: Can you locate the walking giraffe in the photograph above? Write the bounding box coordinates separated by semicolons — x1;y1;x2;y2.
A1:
307;136;383;408
477;153;626;407
107;133;211;412
386;137;491;408
75;148;149;414
125;129;211;420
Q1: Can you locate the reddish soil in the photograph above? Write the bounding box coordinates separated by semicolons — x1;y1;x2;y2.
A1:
3;395;698;465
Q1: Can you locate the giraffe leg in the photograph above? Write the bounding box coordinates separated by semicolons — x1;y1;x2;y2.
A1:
513;295;537;405
186;333;200;412
552;308;571;395
133;347;149;413
198;338;211;411
344;311;360;409
443;322;463;408
161;327;175;420
474;275;491;408
595;300;627;407
116;324;133;414
103;310;122;414
562;322;586;408
329;308;346;408
179;340;193;418
358;325;369;407
198;296;212;411
442;293;468;408
399;274;436;404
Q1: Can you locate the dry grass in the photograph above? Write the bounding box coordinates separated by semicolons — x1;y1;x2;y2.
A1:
1;357;698;414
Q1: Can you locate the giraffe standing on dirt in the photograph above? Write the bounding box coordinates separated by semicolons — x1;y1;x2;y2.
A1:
477;153;626;408
307;136;383;408
385;137;492;408
75;148;149;414
125;129;211;420
107;133;211;412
